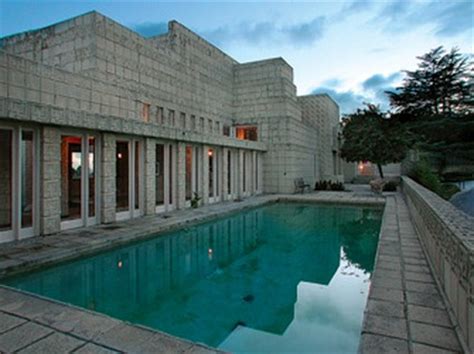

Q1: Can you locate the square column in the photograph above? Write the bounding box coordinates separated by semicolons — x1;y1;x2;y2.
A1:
222;148;229;200
238;149;244;199
252;151;257;195
144;138;156;215
40;126;61;235
176;142;187;209
100;133;116;223
202;145;209;205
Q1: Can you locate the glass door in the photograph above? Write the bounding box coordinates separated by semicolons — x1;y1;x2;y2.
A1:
0;126;38;243
60;133;98;230
116;139;142;220
0;129;13;242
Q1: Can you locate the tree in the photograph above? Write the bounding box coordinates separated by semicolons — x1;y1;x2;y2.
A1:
340;105;412;178
387;46;473;116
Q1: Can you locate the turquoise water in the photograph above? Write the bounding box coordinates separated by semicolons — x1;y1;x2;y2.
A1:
2;203;382;353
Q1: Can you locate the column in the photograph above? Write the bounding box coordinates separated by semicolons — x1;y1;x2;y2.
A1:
100;133;116;223
222;147;229;201
238;149;244;199
252;151;257;195
40;126;61;235
176;142;186;209
143;138;156;215
202;145;209;205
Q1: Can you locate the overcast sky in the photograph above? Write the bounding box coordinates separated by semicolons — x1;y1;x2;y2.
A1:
1;0;472;114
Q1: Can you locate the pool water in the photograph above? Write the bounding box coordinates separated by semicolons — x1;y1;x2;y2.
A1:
2;203;382;353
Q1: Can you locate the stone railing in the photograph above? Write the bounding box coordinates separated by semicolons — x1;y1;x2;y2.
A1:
401;176;474;352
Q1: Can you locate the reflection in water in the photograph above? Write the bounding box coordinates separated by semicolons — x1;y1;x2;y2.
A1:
3;203;382;353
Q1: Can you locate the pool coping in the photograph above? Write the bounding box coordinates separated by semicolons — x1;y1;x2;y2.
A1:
359;193;465;354
0;191;386;353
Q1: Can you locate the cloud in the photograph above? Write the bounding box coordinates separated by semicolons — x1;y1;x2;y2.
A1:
312;72;403;114
133;22;168;38
311;87;368;114
374;0;472;37
202;17;326;48
341;0;374;15
321;78;344;88
362;72;402;92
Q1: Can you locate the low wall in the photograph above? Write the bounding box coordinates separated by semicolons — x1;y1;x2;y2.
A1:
401;176;473;352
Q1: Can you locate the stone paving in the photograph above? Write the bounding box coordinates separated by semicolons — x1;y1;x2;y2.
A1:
2;189;463;353
359;193;464;354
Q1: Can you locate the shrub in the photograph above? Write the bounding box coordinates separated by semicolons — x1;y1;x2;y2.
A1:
330;181;345;191
410;161;460;200
383;180;398;192
314;180;328;190
439;183;460;200
411;161;442;195
315;180;345;191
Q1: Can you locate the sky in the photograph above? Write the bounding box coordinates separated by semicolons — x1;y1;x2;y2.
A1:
1;0;472;114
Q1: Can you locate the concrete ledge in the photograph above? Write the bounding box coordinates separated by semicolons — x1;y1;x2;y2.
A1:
401;176;473;353
359;193;463;354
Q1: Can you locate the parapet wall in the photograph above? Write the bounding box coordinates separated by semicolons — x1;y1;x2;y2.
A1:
401;176;474;352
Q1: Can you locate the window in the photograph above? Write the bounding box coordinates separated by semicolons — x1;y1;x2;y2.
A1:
200;117;205;131
236;126;258;141
180;112;186;130
168;110;175;127
223;125;230;136
191;115;196;131
142;103;150;122
216;122;220;135
156;106;164;125
208;119;213;133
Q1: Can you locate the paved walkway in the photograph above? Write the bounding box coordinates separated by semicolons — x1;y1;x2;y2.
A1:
360;193;464;354
0;286;219;353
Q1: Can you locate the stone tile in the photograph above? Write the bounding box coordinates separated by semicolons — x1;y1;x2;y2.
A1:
404;271;434;283
0;311;27;334
406;291;445;309
412;343;459;354
410;322;461;351
371;274;403;290
363;313;408;339
359;333;409;354
407;304;452;327
376;261;402;272
368;287;403;303
73;343;121;354
366;299;405;318
185;345;222;354
94;323;155;352
405;281;439;295
403;257;428;266
134;332;193;353
0;321;53;353
17;332;85;353
373;269;401;280
404;264;430;274
35;306;121;340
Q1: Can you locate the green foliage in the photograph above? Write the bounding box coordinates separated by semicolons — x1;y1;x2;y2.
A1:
439;183;460;200
190;192;201;208
410;160;442;194
387;46;473;116
340;105;412;178
382;181;398;192
314;180;345;191
409;160;461;200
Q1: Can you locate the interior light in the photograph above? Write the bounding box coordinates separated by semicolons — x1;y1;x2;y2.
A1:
118;260;123;268
208;150;213;157
118;153;123;159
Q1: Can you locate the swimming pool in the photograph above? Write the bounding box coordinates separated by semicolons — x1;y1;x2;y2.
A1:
2;202;382;353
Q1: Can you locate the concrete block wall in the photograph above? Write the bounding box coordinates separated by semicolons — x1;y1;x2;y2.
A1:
402;176;474;352
40;126;61;234
298;94;341;181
